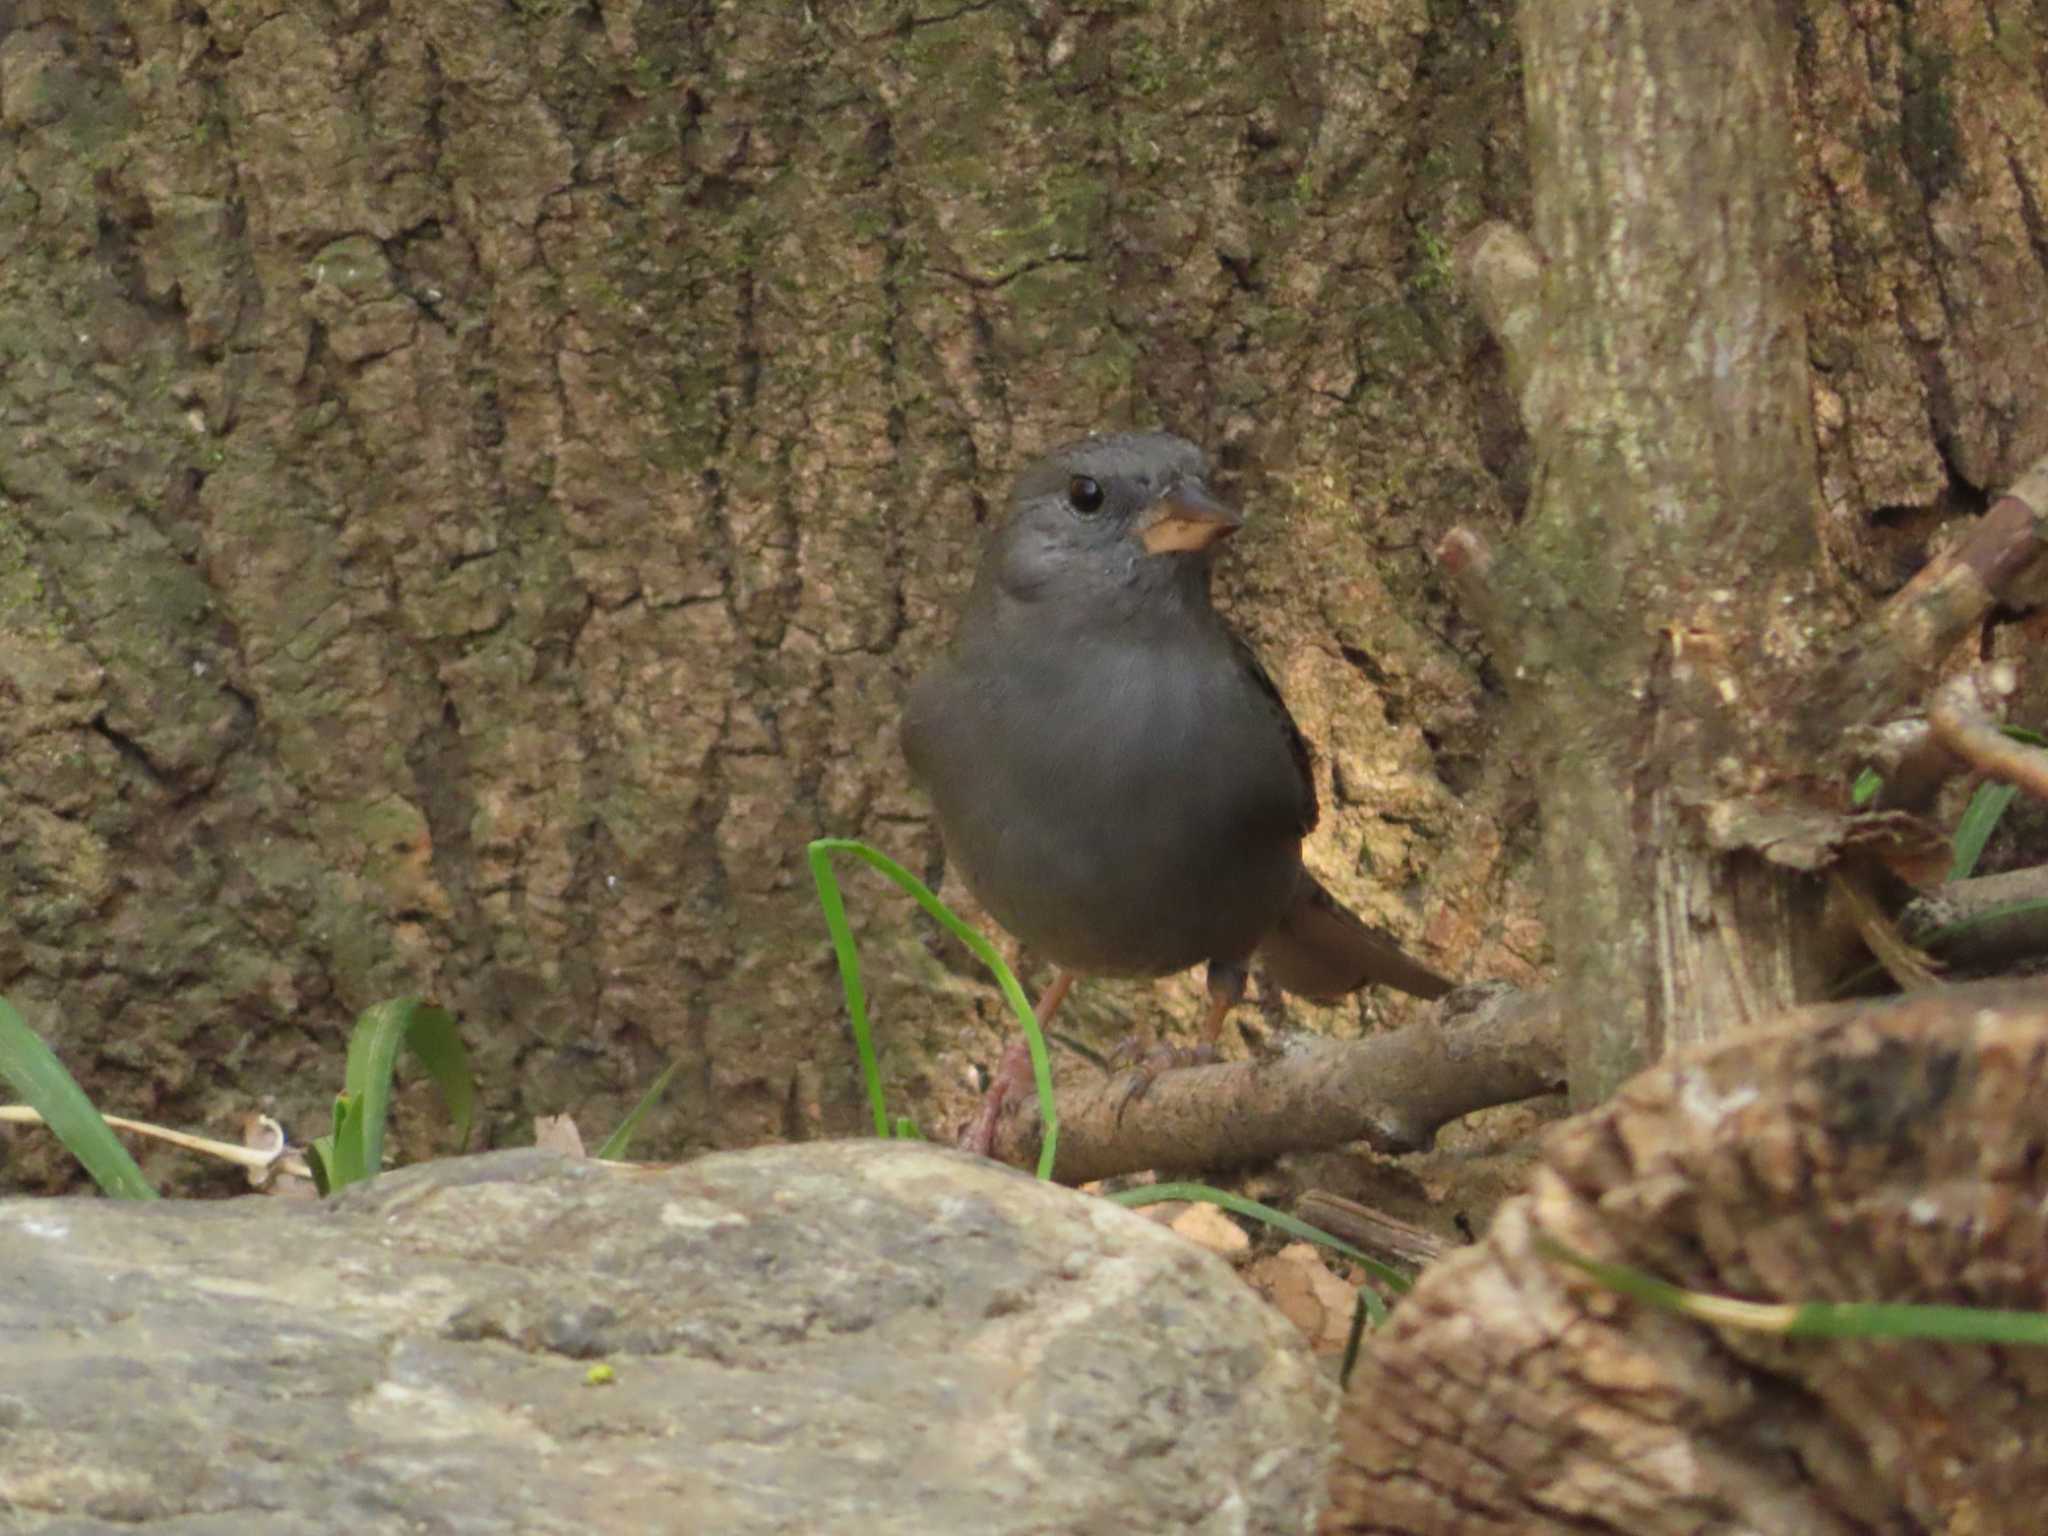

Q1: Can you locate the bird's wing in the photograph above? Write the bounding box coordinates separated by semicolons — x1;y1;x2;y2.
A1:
1227;628;1319;838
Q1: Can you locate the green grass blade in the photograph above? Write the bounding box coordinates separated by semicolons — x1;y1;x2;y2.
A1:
1950;781;2017;882
322;1090;369;1188
806;843;891;1139
304;1138;336;1197
1539;1238;2048;1344
809;838;1058;1181
595;1059;683;1160
1948;724;2043;881
1849;767;1884;808
398;1004;474;1151
341;1000;410;1181
1776;1301;2048;1343
1108;1180;1407;1312
1831;895;2048;997
0;998;157;1200
1930;898;2048;939
335;998;471;1187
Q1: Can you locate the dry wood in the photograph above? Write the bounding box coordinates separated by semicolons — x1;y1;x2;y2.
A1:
1294;1191;1456;1271
1322;981;2048;1535
1900;864;2048;978
1929;666;2048;804
1807;472;2048;754
987;984;1566;1185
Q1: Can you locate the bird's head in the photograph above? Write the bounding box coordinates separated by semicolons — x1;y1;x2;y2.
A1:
986;432;1242;607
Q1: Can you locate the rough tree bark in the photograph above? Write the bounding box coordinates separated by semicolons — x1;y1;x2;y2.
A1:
1464;0;1834;1103
1323;0;2048;1525
0;1;1540;1193
1325;982;2048;1535
1464;0;2048;1102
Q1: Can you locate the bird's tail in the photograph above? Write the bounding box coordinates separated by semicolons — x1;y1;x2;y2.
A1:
1256;870;1454;1002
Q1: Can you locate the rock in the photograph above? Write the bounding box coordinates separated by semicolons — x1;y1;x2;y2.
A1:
0;1142;1333;1533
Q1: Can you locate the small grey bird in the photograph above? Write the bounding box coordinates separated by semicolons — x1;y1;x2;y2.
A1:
902;432;1452;1137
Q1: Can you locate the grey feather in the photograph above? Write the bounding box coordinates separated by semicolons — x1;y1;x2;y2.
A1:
901;431;1452;1002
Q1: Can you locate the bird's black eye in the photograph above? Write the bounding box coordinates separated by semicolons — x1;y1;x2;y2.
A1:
1066;475;1105;515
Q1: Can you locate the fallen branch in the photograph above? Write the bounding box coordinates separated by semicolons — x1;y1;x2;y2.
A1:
991;984;1566;1184
1900;863;2048;977
1807;460;2048;751
1294;1191;1457;1271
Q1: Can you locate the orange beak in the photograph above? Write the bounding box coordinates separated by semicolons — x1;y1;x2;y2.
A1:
1136;481;1242;555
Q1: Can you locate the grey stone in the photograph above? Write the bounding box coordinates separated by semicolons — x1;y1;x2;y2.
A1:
0;1143;1333;1533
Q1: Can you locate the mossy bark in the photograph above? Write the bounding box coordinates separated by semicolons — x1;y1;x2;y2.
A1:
1466;0;2048;1102
1323;0;2048;1522
2;0;2043;1198
1506;0;1832;1097
0;1;1537;1190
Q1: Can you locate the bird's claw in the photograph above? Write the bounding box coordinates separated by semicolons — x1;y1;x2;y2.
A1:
1112;1041;1217;1122
1104;1034;1151;1072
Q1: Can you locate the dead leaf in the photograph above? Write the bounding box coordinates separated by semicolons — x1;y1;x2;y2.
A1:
1244;1241;1360;1353
1167;1202;1251;1260
534;1115;587;1157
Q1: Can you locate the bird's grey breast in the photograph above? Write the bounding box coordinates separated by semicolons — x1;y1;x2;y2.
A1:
904;609;1306;975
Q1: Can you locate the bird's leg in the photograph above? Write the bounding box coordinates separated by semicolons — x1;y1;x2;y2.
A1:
959;970;1073;1157
1115;961;1246;1116
1197;961;1248;1051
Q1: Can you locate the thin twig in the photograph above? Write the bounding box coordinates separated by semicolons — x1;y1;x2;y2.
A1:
1827;870;1943;991
1806;463;2048;748
1929;666;2048;803
1899;864;2048;976
0;1105;310;1182
1295;1191;1457;1270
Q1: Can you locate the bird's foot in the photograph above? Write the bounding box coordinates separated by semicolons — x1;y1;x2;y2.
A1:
958;1038;1033;1157
1111;1040;1217;1120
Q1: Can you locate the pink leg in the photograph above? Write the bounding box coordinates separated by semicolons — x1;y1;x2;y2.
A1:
1116;961;1246;1115
958;971;1073;1157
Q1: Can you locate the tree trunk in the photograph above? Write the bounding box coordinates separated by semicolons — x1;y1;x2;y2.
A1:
1471;0;1834;1103
1324;0;2048;1523
0;1;1539;1191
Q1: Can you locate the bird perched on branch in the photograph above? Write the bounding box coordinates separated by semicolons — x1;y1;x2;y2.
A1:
901;432;1453;1151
